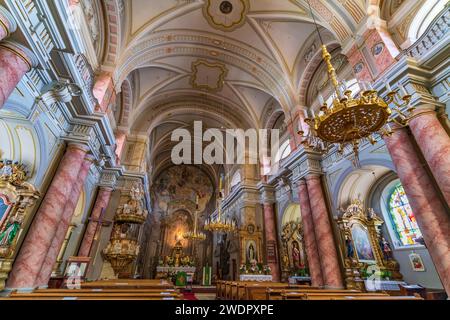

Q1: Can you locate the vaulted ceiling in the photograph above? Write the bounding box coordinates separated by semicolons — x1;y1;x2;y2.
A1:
102;0;375;174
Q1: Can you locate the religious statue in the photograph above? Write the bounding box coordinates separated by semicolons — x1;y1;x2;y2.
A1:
345;237;355;259
291;240;302;269
379;237;393;261
0;217;20;246
0;160;27;185
248;243;256;261
218;233;230;278
0;160;13;177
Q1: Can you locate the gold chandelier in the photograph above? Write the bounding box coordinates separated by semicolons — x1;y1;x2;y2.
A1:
299;1;415;162
183;195;207;241
204;175;236;233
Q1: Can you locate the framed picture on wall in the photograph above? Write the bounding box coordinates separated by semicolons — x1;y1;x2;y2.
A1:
409;252;425;272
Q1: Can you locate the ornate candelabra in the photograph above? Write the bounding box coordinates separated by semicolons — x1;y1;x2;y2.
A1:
183;195;206;241
204;175;236;233
298;1;416;162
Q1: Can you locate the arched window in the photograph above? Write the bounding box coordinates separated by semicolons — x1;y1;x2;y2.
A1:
388;183;422;246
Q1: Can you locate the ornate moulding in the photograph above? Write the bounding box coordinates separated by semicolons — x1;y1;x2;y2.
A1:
0;160;40;290
203;0;249;32
190;59;228;92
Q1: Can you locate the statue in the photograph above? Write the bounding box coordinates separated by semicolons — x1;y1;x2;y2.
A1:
345;237;355;259
0;217;20;246
291;240;302;269
218;233;230;278
248;243;256;261
379;237;393;260
0;160;13;177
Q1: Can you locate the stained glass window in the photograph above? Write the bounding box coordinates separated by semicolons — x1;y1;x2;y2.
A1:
388;183;422;246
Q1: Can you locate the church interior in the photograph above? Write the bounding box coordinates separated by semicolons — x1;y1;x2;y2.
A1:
0;0;449;301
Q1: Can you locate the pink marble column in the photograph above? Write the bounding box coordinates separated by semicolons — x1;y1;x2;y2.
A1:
298;179;324;287
93;72;116;113
0;41;37;109
263;203;280;281
0;6;17;41
6;143;90;289
78;187;113;257
35;154;95;287
306;175;344;289
114;131;126;164
384;127;450;296
408;106;450;207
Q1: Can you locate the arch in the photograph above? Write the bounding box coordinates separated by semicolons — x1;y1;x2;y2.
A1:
281;203;301;226
407;0;448;45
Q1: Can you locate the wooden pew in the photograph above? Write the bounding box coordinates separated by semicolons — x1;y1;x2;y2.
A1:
243;282;307;300
280;291;422;300
81;279;173;290
10;291;181;300
266;286;320;300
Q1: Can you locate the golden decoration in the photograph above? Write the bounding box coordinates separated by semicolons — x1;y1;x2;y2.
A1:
183;195;206;241
204;175;236;233
0;160;28;186
114;182;148;224
299;3;416;163
336;199;403;290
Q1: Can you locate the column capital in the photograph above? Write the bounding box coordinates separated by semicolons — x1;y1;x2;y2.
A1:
257;182;276;205
66;142;90;154
0;40;38;70
0;5;17;38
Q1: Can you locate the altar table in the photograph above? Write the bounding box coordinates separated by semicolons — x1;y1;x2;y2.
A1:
239;275;273;282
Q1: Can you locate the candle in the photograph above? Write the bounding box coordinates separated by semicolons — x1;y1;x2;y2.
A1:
386;82;392;92
398;83;408;96
318;94;324;106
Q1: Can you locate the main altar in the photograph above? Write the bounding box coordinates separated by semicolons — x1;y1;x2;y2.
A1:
155;239;196;282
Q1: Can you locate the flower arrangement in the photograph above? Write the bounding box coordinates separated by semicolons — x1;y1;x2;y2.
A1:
239;260;272;275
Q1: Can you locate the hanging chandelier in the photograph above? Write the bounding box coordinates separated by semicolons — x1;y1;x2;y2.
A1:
298;0;415;163
183;195;207;241
204;175;236;233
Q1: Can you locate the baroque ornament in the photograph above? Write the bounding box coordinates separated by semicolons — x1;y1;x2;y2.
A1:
299;1;416;164
203;0;249;31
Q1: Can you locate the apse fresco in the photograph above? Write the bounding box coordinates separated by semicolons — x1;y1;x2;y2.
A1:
153;165;213;213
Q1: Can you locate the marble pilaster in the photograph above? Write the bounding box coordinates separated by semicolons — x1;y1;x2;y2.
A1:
298;179;324;287
306;175;344;289
6;143;90;289
263;203;280;282
0;41;37;109
34;154;95;287
384;127;450;295
78;187;113;257
408;106;450;207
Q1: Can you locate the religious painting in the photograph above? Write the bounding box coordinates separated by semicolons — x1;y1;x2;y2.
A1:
246;240;257;263
351;224;375;262
409;253;425;272
0;195;11;227
153;165;213;214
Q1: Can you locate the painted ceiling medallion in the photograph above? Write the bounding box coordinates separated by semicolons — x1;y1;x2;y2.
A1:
203;0;249;31
190;60;228;92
